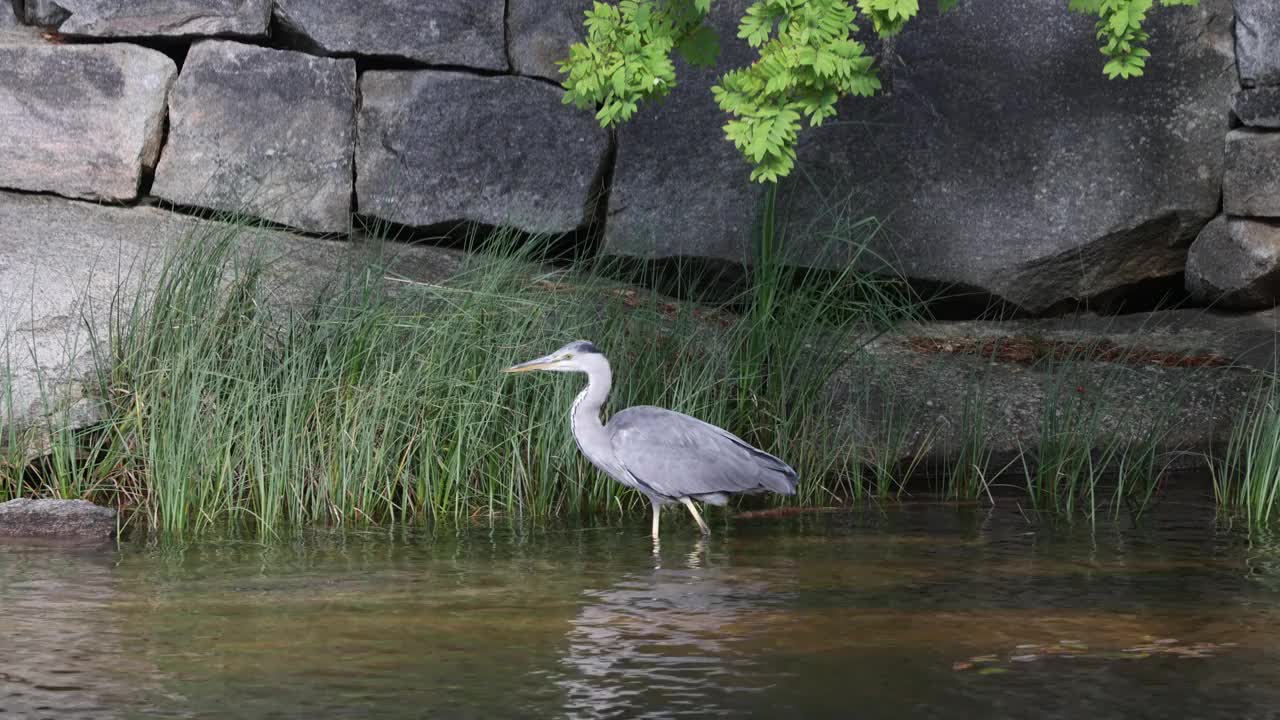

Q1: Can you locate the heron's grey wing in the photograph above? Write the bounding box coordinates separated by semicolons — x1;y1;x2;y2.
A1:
607;406;798;502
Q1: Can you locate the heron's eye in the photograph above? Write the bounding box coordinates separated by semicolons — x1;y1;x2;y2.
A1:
562;354;574;360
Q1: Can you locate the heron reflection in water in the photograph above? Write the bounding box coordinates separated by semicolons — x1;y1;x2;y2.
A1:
504;341;798;539
554;535;797;717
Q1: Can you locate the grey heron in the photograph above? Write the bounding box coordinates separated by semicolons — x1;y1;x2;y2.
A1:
503;340;799;539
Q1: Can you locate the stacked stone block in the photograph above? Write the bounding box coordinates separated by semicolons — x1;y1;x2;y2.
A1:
0;0;1277;315
1186;0;1280;309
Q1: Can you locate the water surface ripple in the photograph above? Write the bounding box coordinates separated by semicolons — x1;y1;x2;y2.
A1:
3;501;1280;719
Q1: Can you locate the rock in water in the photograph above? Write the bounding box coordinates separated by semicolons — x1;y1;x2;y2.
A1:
357;71;609;235
274;0;505;70
22;0;270;38
0;499;116;540
1186;215;1280;309
151;41;357;234
1235;0;1280;88
0;41;175;201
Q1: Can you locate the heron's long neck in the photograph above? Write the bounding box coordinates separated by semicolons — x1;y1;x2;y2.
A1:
570;358;616;469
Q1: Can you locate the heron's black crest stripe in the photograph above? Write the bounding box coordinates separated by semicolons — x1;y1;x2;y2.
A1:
572;341;601;355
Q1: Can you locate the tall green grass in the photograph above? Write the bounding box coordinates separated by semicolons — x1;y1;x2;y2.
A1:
933;328;1195;521
5;202;1265;534
1022;357;1186;521
1214;372;1280;526
942;368;998;502
0;211;914;534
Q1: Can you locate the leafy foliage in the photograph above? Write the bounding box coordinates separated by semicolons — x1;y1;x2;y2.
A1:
560;0;1201;181
1068;0;1201;79
559;1;712;127
713;0;881;182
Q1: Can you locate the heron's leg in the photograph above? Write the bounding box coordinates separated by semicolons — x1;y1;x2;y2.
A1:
651;503;661;540
680;498;710;535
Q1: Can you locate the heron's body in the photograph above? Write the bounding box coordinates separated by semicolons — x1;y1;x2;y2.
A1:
505;340;799;538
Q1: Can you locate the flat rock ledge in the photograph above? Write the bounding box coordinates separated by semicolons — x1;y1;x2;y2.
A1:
0;498;116;540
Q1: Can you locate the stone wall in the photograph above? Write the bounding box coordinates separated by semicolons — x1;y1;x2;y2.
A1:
0;0;1276;314
1188;0;1280;310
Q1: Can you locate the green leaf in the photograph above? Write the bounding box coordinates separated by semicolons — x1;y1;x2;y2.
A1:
559;0;1204;184
676;24;721;67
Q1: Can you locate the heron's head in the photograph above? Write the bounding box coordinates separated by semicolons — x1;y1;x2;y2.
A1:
503;340;605;374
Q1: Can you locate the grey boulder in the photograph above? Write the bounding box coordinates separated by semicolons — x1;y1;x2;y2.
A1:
357;71;609;234
275;0;505;70
1224;129;1280;217
782;0;1235;313
0;41;175;201
604;0;764;264
1235;0;1280;87
152;41;357;234
22;0;269;38
605;0;1234;313
508;0;592;81
1186;215;1280;309
1232;86;1280;128
0;499;116;540
1;192;196;461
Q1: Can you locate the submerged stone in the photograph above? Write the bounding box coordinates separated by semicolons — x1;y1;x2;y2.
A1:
0;499;116;540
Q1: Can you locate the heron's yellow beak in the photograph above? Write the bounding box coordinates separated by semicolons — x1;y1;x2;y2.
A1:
502;356;558;374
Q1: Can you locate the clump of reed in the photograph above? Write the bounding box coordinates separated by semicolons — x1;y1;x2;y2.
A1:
0;211;914;534
935;326;1200;523
1214;371;1280;526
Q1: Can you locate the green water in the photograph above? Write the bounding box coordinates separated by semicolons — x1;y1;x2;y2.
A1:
4;498;1280;719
